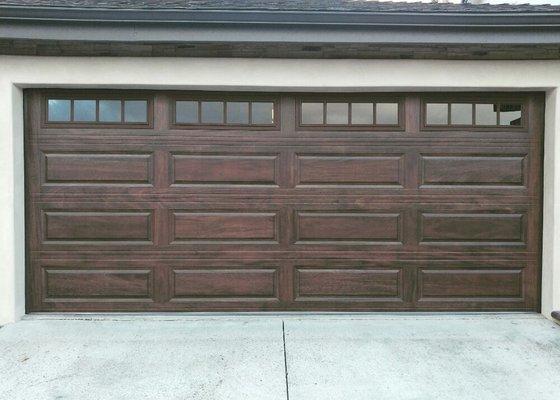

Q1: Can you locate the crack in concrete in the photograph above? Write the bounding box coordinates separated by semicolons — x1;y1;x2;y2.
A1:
282;320;290;400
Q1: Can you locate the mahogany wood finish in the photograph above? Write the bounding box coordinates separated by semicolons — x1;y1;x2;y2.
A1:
297;155;403;186
25;90;544;312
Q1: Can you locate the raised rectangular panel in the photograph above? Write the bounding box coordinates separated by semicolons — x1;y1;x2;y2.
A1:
297;155;403;186
171;268;278;300
44;153;152;184
296;212;401;244
43;211;152;243
418;269;523;299
420;213;525;244
171;212;278;243
295;268;402;300
420;155;525;187
171;154;278;185
44;269;153;299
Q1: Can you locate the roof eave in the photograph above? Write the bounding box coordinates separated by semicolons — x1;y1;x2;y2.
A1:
2;5;560;27
2;5;560;47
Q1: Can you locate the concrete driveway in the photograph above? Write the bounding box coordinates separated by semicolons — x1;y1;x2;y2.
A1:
0;314;559;400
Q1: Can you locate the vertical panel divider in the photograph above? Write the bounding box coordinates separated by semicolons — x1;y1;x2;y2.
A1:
404;95;421;190
153;93;169;131
403;95;422;307
279;259;295;305
281;95;296;137
152;93;169;304
278;151;291;189
153;255;169;304
405;94;421;133
280;95;296;259
408;263;420;307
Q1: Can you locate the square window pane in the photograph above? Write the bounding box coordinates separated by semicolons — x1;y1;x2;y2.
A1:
73;100;96;122
376;103;399;125
499;104;522;126
475;104;497;125
47;99;71;122
326;102;349;125
426;103;448;125
176;101;198;124
99;100;121;122
450;103;472;125
351;103;374;125
301;102;323;125
227;102;249;124
251;102;274;124
124;100;147;123
201;101;224;124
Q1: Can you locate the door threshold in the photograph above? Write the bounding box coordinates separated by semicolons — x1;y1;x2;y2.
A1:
23;311;543;322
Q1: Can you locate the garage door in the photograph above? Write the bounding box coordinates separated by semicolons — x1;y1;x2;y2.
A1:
25;90;543;312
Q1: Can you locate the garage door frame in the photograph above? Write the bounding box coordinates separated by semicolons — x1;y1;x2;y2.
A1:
23;89;544;313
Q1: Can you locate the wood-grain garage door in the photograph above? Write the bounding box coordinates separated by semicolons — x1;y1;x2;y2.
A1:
25;90;543;312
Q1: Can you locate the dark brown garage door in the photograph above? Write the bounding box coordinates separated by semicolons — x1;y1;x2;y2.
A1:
25;90;543;312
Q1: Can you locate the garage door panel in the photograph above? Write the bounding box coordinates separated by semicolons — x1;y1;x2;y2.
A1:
415;263;534;310
294;211;402;245
43;268;154;301
294;267;403;301
42;210;154;244
295;154;404;187
419;154;527;188
31;145;535;195
32;203;535;252
419;212;526;245
42;152;154;186
170;153;280;186
30;258;537;311
417;268;523;299
169;267;279;301
170;211;279;244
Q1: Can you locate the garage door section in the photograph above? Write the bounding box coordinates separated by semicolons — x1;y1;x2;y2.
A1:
25;91;543;312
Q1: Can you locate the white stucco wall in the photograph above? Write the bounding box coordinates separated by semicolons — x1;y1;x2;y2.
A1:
1;56;559;324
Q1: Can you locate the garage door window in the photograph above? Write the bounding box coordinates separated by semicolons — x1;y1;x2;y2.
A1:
46;97;150;126
425;101;523;127
73;100;96;122
376;103;399;125
175;100;275;126
300;101;400;127
499;104;522;126
227;102;250;124
351;103;374;124
99;100;122;122
451;103;473;125
123;100;148;123
47;99;71;122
